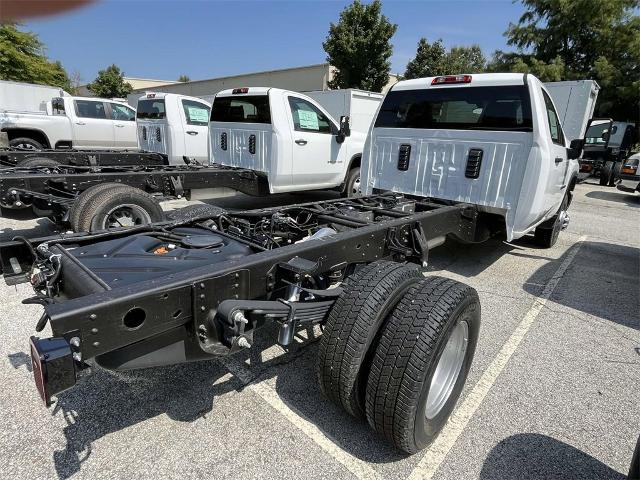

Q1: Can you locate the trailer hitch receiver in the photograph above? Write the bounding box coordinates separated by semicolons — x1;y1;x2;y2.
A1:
29;336;77;406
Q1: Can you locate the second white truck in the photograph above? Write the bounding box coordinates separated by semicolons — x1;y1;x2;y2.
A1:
0;80;138;150
209;88;382;195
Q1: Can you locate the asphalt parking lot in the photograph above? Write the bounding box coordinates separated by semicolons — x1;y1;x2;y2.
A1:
0;182;638;480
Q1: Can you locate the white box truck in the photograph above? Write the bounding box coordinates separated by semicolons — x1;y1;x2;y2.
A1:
544;80;600;142
210;87;381;195
0;80;138;150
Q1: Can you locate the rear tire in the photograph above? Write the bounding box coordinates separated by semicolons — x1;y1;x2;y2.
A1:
69;183;126;232
16;157;60;169
75;184;164;232
534;194;569;248
365;276;480;454
609;161;621;187
317;261;422;418
9;137;43;150
342;167;362;198
600;161;613;186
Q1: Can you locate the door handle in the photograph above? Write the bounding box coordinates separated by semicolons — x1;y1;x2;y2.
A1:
75;121;86;125
187;131;198;135
555;157;563;164
295;139;307;145
115;124;124;128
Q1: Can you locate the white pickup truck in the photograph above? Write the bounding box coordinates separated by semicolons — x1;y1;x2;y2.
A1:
210;88;382;195
136;92;211;165
363;73;585;247
0;80;138;150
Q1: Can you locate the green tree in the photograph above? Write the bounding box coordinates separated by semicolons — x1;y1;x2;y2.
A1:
404;38;446;79
87;64;133;98
443;45;486;74
405;38;486;79
323;0;397;92
178;75;190;82
0;23;71;91
490;0;640;121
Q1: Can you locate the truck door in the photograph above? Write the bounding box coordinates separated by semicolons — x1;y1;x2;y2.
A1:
286;96;345;188
71;99;114;148
542;89;569;210
108;102;138;149
179;99;210;163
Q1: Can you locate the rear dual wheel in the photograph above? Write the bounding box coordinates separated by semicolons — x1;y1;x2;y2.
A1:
317;261;480;453
69;183;164;232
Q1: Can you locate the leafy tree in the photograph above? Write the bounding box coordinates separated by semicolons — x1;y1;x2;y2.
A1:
404;38;486;79
87;64;133;98
323;0;397;92
443;45;486;74
0;23;71;91
404;38;446;79
178;75;190;82
489;0;640;121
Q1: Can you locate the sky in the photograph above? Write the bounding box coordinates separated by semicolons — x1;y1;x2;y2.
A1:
24;0;526;85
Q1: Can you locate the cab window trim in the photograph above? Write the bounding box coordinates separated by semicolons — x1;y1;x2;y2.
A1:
181;99;211;127
287;96;336;135
73;99;108;120
541;89;565;146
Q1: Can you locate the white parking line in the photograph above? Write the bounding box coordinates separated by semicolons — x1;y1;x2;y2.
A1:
220;357;382;480
408;235;587;480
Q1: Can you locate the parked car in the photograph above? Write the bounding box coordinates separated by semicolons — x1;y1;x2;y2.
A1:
136;92;211;165
616;152;640;194
209;87;382;196
0;80;138;150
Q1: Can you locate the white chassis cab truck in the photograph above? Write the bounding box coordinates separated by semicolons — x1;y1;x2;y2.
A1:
209;87;381;196
136;92;211;165
363;73;586;247
0;80;137;150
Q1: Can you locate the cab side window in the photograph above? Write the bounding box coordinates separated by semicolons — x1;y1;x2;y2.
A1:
182;99;210;126
75;100;107;119
110;103;135;121
542;90;565;146
288;97;333;134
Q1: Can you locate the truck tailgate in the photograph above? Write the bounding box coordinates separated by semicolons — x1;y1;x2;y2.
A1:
210;123;272;173
363;129;531;212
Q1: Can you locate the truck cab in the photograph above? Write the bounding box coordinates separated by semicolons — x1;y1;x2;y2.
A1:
362;73;584;246
209;87;376;195
136;93;211;165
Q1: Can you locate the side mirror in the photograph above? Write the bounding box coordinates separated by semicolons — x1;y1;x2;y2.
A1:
336;115;351;143
568;138;584;159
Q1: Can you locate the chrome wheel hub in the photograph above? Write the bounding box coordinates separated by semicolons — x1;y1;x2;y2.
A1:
424;320;469;419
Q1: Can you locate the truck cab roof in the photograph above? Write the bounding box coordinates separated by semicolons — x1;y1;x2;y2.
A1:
216;87;275;97
392;73;527;91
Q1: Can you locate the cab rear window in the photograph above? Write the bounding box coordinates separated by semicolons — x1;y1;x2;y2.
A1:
375;85;533;132
137;99;166;120
210;96;271;124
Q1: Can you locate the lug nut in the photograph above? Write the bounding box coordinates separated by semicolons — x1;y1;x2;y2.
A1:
237;337;251;349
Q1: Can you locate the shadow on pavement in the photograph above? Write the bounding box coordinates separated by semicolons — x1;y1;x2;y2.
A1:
525;241;640;330
480;433;626;479
585;190;640;207
46;360;239;479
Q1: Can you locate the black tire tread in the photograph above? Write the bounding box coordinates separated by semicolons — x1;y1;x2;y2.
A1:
69;183;124;231
16;157;60;168
76;184;163;232
317;260;422;418
365;276;479;453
